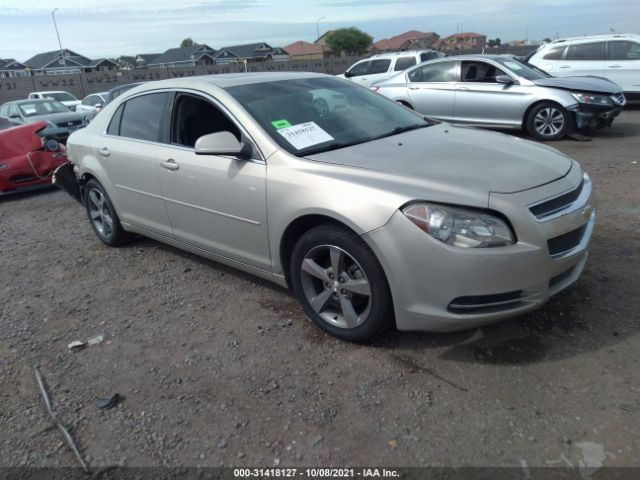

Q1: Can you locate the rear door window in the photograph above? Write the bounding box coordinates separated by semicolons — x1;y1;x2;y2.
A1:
566;42;606;60
608;41;640;60
347;61;370;77
118;93;169;142
408;61;457;82
394;56;417;71
369;59;391;74
542;46;566;60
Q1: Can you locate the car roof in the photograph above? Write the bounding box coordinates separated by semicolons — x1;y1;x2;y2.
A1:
368;50;438;59
14;98;60;104
543;33;640;46
131;71;329;91
30;91;71;94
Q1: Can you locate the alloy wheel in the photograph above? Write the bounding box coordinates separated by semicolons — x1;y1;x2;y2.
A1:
299;245;372;329
534;107;565;137
88;189;114;239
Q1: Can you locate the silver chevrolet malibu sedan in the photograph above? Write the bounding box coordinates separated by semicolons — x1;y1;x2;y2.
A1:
54;72;595;341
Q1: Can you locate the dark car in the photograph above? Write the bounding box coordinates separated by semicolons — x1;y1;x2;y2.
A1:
0;99;89;142
103;82;144;106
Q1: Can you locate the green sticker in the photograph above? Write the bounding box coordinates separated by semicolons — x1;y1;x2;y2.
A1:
271;119;292;129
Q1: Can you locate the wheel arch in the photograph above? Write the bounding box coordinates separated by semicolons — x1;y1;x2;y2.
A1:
522;98;573;130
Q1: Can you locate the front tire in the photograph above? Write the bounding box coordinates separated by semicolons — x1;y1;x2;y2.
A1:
84;179;129;246
290;224;393;342
526;102;571;141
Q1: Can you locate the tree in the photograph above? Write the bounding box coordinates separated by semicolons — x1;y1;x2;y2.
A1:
487;38;502;48
325;27;372;56
181;37;194;48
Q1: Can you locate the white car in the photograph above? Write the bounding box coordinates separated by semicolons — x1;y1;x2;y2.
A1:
338;50;445;88
28;91;82;111
528;34;640;102
76;92;109;118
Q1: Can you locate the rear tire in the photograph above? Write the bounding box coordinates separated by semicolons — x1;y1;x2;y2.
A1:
290;224;393;342
526;102;571;141
84;179;129;247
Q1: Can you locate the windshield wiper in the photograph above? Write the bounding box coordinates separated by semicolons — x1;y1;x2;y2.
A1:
298;138;373;156
371;123;431;141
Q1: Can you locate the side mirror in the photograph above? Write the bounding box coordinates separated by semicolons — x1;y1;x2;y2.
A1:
9;114;20;119
194;131;252;159
344;70;352;78
496;75;516;85
94;103;103;109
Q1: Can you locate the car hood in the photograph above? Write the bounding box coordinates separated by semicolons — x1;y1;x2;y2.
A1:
306;123;573;196
27;112;86;123
532;75;622;94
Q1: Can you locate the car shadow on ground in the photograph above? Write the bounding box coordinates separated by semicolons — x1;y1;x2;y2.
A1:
121;229;638;370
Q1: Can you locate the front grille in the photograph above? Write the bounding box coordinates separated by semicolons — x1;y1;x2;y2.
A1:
611;92;626;106
547;225;586;257
57;119;82;128
529;178;584;220
448;290;525;314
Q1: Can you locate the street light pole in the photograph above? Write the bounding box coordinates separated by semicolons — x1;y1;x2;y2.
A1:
316;16;325;43
51;8;66;71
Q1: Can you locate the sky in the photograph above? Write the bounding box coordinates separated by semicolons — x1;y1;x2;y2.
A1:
0;0;638;61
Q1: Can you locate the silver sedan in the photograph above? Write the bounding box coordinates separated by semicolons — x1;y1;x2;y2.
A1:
372;54;625;140
55;72;595;341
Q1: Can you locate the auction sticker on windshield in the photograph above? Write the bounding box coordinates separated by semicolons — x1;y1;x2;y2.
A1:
277;121;334;150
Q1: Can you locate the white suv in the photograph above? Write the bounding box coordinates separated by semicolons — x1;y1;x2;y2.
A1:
28;91;82;111
338;50;445;87
528;34;640;101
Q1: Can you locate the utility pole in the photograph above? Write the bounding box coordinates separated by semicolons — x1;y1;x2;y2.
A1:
51;8;67;71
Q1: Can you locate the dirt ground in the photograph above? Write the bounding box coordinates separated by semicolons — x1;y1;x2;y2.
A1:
1;110;639;474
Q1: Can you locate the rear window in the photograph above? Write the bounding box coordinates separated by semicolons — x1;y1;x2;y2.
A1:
369;59;391;74
608;41;640;60
118;93;168;142
542;46;565;60
394;57;417;71
566;42;606;60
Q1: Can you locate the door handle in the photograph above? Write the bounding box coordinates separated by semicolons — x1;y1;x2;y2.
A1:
457;87;469;91
607;65;622;68
408;85;420;90
98;147;110;157
559;65;571;69
160;158;179;171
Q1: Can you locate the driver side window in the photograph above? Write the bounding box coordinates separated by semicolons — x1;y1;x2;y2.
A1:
347;61;370;77
171;93;241;148
461;61;508;83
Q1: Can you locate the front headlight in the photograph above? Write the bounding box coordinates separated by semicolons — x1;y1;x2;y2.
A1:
403;202;516;248
570;92;613;106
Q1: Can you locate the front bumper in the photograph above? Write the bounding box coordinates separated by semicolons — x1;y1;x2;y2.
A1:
570;103;624;129
363;163;595;332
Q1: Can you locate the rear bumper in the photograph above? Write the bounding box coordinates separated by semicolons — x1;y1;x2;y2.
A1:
52;161;82;203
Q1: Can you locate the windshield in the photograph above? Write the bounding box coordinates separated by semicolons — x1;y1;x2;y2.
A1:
45;92;77;102
226;77;431;156
494;58;551;80
19;101;70;117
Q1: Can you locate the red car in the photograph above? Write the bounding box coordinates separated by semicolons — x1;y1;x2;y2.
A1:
0;121;67;195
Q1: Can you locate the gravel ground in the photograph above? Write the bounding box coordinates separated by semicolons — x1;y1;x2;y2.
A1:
1;110;639;473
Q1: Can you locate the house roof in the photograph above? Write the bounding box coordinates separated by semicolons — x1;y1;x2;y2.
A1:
135;53;161;64
445;32;486;39
86;58;119;67
314;30;335;43
24;49;92;69
0;58;27;70
149;44;216;65
215;43;278;60
371;30;438;51
283;41;322;56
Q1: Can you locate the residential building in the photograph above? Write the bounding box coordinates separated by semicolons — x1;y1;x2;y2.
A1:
283;41;324;61
148;44;217;68
134;53;161;68
23;49;118;75
435;32;487;51
369;30;440;53
314;31;335;54
0;58;30;78
214;43;289;64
